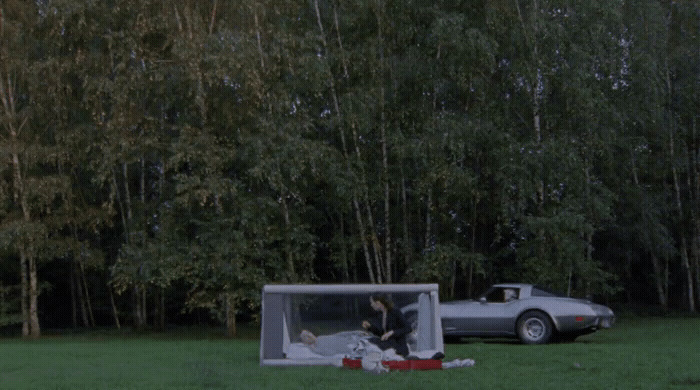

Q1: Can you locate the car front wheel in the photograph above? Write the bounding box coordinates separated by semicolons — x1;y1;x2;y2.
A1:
517;311;553;344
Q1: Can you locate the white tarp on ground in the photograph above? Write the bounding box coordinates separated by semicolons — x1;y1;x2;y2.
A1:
260;284;444;366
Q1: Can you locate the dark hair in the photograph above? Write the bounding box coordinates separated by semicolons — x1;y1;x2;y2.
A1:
370;294;394;311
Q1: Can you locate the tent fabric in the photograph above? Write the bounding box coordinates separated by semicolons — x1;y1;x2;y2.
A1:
260;284;444;366
342;358;444;371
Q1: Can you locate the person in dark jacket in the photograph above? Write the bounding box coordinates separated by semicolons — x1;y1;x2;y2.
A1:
361;294;412;357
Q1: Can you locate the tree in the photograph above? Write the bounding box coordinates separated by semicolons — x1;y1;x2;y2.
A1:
0;0;50;338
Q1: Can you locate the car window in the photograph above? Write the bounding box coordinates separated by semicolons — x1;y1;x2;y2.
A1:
482;287;520;302
483;288;501;302
504;288;519;301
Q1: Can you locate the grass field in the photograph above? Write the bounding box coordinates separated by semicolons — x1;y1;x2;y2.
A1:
1;316;699;390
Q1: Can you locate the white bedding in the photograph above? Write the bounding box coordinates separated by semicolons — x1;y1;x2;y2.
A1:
285;332;388;360
286;342;330;359
285;331;441;362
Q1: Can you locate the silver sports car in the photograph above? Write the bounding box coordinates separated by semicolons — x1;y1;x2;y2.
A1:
403;283;615;344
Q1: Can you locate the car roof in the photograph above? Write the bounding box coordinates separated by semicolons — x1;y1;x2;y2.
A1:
492;283;532;289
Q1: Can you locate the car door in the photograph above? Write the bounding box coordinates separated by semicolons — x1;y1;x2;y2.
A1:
442;287;521;336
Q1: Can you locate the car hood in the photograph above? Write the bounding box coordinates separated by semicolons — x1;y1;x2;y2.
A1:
441;299;478;306
441;297;597;306
404;297;613;316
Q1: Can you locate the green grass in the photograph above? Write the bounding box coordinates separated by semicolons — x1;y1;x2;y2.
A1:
1;317;699;390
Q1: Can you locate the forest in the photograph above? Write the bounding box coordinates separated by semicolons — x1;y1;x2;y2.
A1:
0;0;698;337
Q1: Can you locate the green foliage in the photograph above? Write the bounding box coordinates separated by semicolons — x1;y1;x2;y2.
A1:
1;0;699;334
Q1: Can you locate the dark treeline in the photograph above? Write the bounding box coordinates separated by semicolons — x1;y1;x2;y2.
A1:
0;0;698;337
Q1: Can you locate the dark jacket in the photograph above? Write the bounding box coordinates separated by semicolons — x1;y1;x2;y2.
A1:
366;307;412;357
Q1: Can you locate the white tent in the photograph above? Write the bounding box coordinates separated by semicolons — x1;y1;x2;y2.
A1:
260;284;443;366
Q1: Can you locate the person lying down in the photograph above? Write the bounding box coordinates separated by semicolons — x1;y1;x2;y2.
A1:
287;330;466;364
288;330;404;360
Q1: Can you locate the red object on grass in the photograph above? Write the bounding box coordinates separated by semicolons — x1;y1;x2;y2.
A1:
342;358;443;371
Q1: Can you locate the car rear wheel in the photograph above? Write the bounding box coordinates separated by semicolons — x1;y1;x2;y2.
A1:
517;311;553;344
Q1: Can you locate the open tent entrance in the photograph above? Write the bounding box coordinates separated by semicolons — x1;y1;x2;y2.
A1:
260;284;443;366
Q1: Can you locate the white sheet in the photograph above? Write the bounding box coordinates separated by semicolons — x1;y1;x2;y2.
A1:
284;330;441;362
285;339;404;361
284;342;442;362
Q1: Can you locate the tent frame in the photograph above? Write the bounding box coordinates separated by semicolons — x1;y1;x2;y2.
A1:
260;284;444;366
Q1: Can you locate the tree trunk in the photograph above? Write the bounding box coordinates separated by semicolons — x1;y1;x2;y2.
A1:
449;259;457;299
109;284;121;329
75;261;90;327
632;151;667;307
123;163;133;222
110;167;128;328
687;151;699;310
313;0;375;283
142;287;148;328
125;161;143;329
152;287;165;331
351;123;384;284
516;0;547;265
112;168;129;240
400;170;412;275
468;195;480;298
354;198;376;283
133;286;147;329
584;167;594;297
424;190;432;251
667;65;695;312
673;167;694;312
79;260;95;327
133;287;141;329
3;76;40;337
70;258;78;328
252;4;265;70
281;194;297;282
20;251;29;337
689;117;700;309
366;204;384;284
208;0;217;35
28;255;39;337
332;1;349;78
650;254;668;308
337;211;350;283
140;157;146;208
161;288;165;330
381;122;392;283
225;293;236;337
374;0;392;284
467;258;474;298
